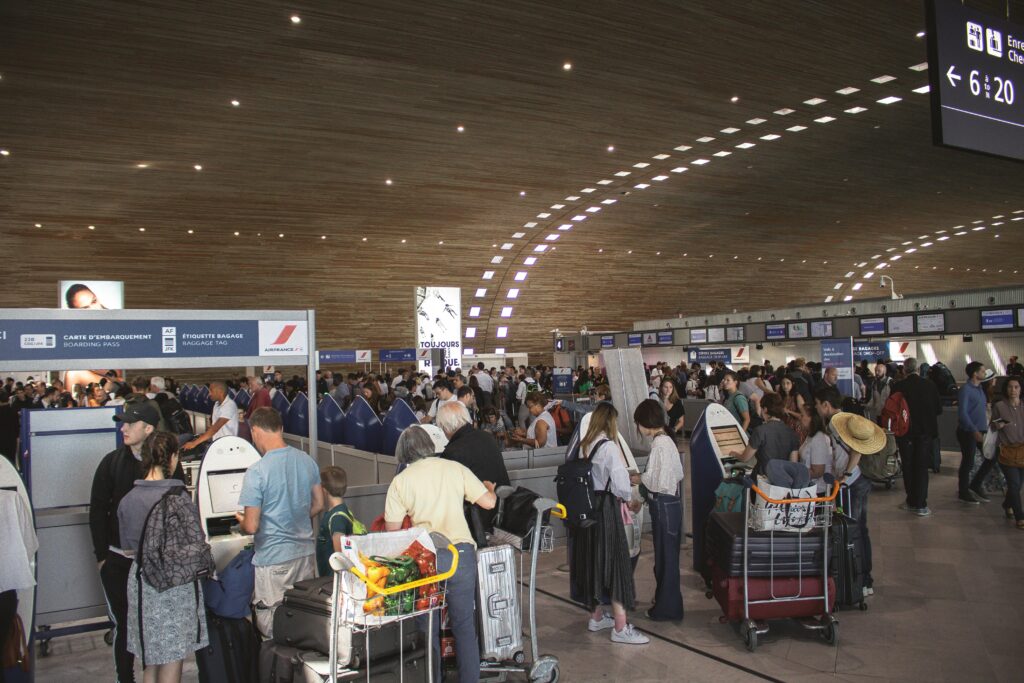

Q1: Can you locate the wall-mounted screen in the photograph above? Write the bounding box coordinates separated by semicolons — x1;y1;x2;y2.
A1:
59;280;124;310
887;315;915;335
657;330;674;345
1019;308;1024;328
627;333;642;347
707;327;725;343
788;322;808;339
916;312;946;333
642;332;658;346
810;320;833;338
765;323;786;340
981;308;1015;330
860;317;886;336
600;335;614;348
689;329;707;344
726;326;745;342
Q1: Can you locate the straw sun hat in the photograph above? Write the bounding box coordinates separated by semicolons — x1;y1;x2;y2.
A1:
830;412;888;455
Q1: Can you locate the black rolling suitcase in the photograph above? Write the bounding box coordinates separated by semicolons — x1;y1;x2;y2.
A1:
272;577;421;667
300;648;430;683
197;610;260;683
831;512;867;611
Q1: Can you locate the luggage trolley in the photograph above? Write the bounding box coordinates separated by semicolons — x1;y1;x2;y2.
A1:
320;534;460;683
738;478;841;652
481;487;563;683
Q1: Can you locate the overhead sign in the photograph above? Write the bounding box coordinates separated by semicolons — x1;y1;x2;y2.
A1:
859;317;886;336
415;286;461;370
917;312;946;333
380;348;416;362
319;349;372;364
0;312;312;370
657;330;674;345
853;341;889;362
552;367;573;394
981;308;1015;330
600;335;615;348
821;338;855;397
642;332;658;346
627;333;642;347
688;348;732;364
765;323;786;341
926;0;1024;161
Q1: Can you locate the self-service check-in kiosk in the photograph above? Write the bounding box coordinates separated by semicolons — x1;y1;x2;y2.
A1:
0;456;35;650
196;436;261;571
689;403;752;572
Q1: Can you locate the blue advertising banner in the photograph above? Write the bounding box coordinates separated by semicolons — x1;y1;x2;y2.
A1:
657;331;674;345
853;341;888;363
688;348;732;364
600;335;615;348
553;367;573;394
379;348;416;362
821;338;854;397
627;333;642;347
319;349;356;364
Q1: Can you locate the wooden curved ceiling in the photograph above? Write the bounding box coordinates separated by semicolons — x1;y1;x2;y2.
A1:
2;0;1023;361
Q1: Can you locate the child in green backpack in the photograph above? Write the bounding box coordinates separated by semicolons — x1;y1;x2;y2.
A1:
316;466;366;576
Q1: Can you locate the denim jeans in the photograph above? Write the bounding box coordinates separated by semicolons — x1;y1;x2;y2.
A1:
647;493;684;621
421;543;478;683
957;428;996;496
1001;463;1024;522
846;476;873;588
897;435;933;509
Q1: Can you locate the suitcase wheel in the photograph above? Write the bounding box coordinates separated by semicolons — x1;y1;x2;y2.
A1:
820;615;839;646
741;620;758;652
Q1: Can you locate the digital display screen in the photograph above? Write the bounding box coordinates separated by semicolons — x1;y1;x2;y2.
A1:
1019;308;1024;328
926;0;1024;161
860;317;886;336
207;469;247;515
689;329;707;344
657;331;674;345
917;313;946;333
810;320;833;338
888;316;915;335
59;280;124;310
707;327;725;343
788;322;808;339
981;308;1015;330
600;335;614;348
711;426;746;458
765;323;786;340
726;326;745;342
627;333;642;347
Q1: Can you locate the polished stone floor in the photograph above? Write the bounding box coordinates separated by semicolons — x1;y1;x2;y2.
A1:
34;451;1024;682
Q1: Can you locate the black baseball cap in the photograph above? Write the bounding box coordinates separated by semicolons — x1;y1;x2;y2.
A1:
113;402;161;426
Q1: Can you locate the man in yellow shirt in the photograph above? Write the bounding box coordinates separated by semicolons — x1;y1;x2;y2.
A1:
385;425;496;683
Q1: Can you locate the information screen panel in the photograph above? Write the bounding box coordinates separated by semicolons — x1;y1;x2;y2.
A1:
810;320;833;338
926;0;1024;161
765;323;786;341
917;312;946;333
726;326;745;342
981;308;1015;330
788;322;808;339
690;329;707;344
628;333;642;347
860;317;886;336
600;335;615;348
707;327;725;344
657;330;674;345
888;315;915;335
1019;308;1024;328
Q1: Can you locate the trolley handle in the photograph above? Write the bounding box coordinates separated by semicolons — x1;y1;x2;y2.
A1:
745;477;841;505
329;543;460;597
549;503;567;520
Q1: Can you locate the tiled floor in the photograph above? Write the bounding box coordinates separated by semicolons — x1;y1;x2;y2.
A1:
35;452;1024;682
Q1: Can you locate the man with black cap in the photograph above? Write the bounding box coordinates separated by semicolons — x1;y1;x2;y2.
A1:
88;402;172;682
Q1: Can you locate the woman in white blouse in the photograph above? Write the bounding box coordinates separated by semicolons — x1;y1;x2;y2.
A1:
630;399;685;621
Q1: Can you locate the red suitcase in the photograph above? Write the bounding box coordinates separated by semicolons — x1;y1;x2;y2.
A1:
710;563;835;622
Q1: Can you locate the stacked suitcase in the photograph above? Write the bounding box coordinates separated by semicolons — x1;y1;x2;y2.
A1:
704;511;836;621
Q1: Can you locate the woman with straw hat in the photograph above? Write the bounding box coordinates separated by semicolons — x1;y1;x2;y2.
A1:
815;386;887;599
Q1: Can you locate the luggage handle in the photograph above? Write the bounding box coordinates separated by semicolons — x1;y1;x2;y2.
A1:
488;594;510;616
330;543;460;596
549;504;567;520
746;477;840;505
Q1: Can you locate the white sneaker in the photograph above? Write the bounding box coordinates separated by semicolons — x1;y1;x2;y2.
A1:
862;586;874;597
610;624;650;645
587;613;614;632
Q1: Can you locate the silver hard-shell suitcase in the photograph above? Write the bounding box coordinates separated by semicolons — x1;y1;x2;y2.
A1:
476;544;524;663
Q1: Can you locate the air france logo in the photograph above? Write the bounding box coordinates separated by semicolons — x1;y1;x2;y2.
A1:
271;324;298;346
258;321;307;356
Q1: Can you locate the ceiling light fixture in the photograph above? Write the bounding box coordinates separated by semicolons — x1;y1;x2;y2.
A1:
563;62;572;71
607;145;615;152
457;125;464;132
231;99;240;107
139;227;145;232
877;96;902;105
0;149;10;157
136;163;149;168
731;96;739;103
385;178;393;185
193;164;203;171
519;190;526;196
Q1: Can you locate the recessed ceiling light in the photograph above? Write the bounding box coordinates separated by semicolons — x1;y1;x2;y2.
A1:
586;206;601;212
652;174;669;181
720;127;741;134
674;145;692;152
438;240;444;245
601;198;617;205
787;125;807;132
88;225;95;230
804;97;827;105
456;125;465;133
385;178;393;185
233;231;239;236
514;272;527;281
915;31;926;38
507;289;519;299
598;248;603;253
597;179;613;185
362;237;367;241
731;96;739;103
614;171;631;177
844;107;867;114
627;250;633;254
736;142;756;149
871;75;896;84
814;116;836;123
843;295;853;302
670;166;687;173
696;136;715;143
519;190;526;196
136;163;149;168
760;133;781;140
607;145;615;152
581;187;597;193
713;151;731;157
565;195;581;201
491;255;503;263
633;162;650;168
913;84;931;94
465;327;476;338
562;62;572;71
138;227;145;232
522;222;537;228
909;62;928;71
0;149;10;156
691;158;710;165
746;118;767;125
524;257;537;265
231;99;240;107
496;326;508;338
193;164;202;171
652;154;671;160
475;288;486;297
500;307;513;317
321;235;326;239
536;212;551;219
470;306;481;317
656;251;662;256
774;108;795;115
544;234;559;241
572;214;586;221
290;15;301;24
877;96;902;105
550;203;565;209
634;183;650;189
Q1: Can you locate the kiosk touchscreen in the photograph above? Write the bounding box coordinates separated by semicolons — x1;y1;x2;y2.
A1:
197;436;261;571
688;404;750;572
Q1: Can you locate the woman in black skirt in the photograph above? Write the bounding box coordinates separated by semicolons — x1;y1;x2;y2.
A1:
570;402;649;644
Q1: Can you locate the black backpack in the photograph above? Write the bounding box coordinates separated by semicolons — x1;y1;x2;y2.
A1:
155;394;194;435
554;438;609;528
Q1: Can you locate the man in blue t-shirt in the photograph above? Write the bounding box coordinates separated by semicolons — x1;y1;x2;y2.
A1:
236;408;323;639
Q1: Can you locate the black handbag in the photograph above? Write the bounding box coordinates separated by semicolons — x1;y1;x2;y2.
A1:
495;486;548;537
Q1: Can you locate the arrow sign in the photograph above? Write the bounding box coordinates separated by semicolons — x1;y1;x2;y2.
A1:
946;65;961;87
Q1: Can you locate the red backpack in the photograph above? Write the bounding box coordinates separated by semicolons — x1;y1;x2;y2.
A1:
879;391;910;437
